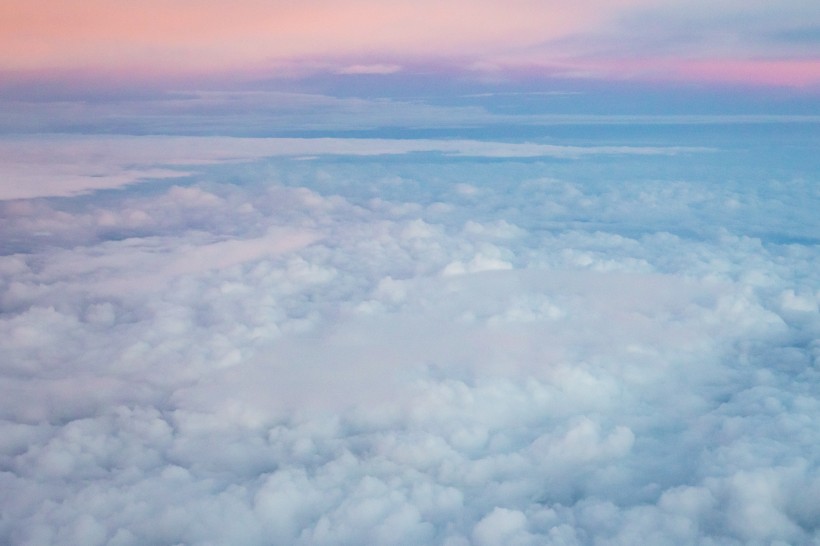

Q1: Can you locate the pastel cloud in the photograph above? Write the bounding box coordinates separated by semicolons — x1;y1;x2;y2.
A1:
0;0;641;71
0;135;705;200
335;64;403;75
517;57;820;88
1;3;819;544
1;0;817;87
2;136;818;543
672;58;820;88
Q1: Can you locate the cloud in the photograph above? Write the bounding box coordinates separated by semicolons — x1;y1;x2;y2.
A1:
1;121;819;545
479;1;820;86
0;0;639;73
0;135;706;200
336;64;403;75
3;84;816;148
1;1;818;92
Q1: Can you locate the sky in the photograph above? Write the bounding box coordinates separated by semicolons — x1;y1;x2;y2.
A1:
1;0;820;89
1;1;820;545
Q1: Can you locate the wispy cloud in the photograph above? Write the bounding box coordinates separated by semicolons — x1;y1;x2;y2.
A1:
0;134;707;199
335;64;403;75
0;0;817;87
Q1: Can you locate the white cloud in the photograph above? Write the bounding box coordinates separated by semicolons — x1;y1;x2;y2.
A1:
472;507;531;546
0;127;818;544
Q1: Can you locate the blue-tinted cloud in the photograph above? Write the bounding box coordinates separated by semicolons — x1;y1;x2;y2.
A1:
1;117;818;543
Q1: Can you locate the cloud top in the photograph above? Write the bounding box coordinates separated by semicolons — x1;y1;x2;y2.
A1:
1;126;818;544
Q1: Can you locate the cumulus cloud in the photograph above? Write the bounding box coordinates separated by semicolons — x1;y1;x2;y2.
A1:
1;121;819;545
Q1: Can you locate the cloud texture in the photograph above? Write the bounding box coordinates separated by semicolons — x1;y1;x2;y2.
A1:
1;128;818;544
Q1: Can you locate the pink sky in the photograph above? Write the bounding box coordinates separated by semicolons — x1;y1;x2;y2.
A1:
1;0;819;88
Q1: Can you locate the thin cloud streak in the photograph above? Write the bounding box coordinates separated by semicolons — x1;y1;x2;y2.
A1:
0;135;708;200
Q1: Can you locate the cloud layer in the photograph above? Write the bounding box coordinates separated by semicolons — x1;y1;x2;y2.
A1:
0;135;704;200
1;129;818;544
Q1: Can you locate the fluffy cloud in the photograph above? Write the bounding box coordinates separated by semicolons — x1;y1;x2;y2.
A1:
1;125;819;545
